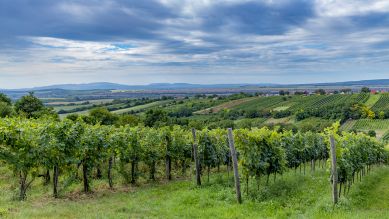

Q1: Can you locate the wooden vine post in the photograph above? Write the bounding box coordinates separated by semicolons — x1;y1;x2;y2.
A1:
227;128;242;204
192;128;201;186
330;135;338;204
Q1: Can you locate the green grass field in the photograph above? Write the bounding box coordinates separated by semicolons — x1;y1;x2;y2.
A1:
111;100;173;114
1;165;389;218
53;104;96;112
365;94;381;108
47;99;114;106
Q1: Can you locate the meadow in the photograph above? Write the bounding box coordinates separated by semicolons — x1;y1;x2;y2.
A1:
1;166;389;218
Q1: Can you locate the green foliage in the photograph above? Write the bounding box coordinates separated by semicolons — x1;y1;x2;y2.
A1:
88;107;118;125
0;101;14;117
368;130;376;137
361;87;371;93
0;93;12;105
328;123;387;192
352;119;389;130
139;127;163;180
116;114;141;127
14;92;45;118
372;93;389;112
234;127;286;182
315;89;326;95
144;109;168;127
0;117;386;201
0;118;41;200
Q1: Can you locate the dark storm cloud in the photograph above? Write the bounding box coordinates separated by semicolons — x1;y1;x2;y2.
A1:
201;0;315;35
0;0;175;42
1;0;389;88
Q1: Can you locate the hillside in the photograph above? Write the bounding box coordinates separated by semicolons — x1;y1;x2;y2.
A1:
2;79;389;92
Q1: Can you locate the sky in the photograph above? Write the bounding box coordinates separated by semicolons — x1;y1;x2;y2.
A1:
1;0;389;88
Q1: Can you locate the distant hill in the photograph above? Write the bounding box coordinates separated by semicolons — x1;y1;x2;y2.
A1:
301;79;389;87
8;82;278;91
28;82;136;91
1;79;389;91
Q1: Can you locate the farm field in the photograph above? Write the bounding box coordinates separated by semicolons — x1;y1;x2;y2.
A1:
111;100;173;114
195;97;259;114
1;166;389;218
230;96;286;111
47;99;114;106
365;94;380;108
352;119;389;130
383;131;389;142
372;93;389;112
48;92;389;138
53;103;96;112
341;119;389;138
202;93;371;116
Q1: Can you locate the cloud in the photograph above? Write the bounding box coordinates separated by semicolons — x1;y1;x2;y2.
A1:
0;0;175;42
0;0;388;88
200;0;315;35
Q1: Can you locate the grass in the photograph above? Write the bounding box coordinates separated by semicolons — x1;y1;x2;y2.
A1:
111;100;173;114
365;94;381;108
264;116;294;125
47;99;114;106
1;164;389;218
53;104;95;112
273;106;291;111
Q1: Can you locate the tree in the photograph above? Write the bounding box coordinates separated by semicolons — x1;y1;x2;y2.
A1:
367;130;376;137
116;114;141;127
0;93;12;105
88;107;118;125
361;87;370;93
314;89;326;95
378;111;385;119
340;88;352;94
144;109;168;127
14;92;44;118
66;113;79;121
0;102;14;117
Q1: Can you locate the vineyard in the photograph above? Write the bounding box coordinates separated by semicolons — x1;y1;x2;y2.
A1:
229;96;286;112
0;118;386;204
1;91;389;218
212;93;377;125
352;119;389;130
365;94;381;108
372;93;389;112
383;131;389;143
